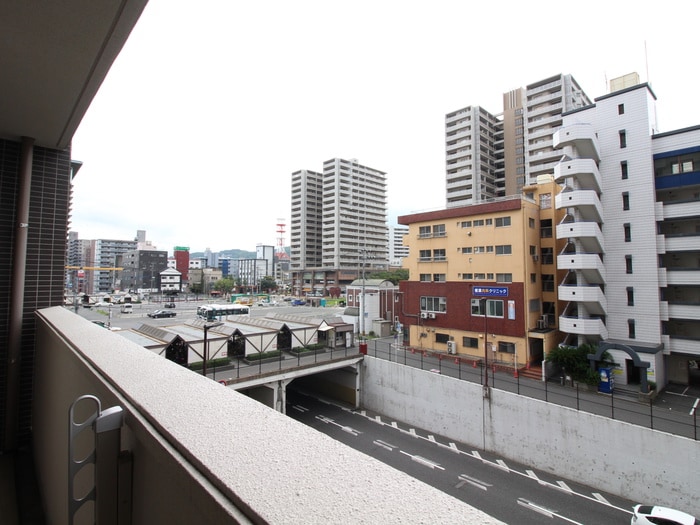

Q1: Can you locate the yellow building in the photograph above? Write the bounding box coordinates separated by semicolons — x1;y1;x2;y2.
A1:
397;177;565;371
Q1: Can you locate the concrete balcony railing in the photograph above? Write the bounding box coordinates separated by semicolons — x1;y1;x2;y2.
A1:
33;307;497;525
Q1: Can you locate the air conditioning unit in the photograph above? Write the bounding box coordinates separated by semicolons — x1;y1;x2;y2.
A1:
428;313;436;319
447;341;456;354
420;312;428;319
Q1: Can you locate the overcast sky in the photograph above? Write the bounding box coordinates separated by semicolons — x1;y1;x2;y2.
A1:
70;0;699;255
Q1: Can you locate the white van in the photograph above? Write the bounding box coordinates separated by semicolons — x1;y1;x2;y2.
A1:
120;304;133;314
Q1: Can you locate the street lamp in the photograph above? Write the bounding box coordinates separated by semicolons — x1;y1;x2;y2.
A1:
482;298;489;390
202;321;224;377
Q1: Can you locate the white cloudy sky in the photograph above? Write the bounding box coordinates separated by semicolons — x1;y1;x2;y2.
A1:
71;0;699;254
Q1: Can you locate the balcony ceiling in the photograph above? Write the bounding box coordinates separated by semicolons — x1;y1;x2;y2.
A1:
0;1;148;149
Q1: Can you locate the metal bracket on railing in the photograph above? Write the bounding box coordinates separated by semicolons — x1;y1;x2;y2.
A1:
69;395;125;525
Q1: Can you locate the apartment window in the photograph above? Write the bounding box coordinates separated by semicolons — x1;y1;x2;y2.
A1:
487;273;494;280
541;247;554;265
516;156;525;165
529;298;541;312
419;273;431;282
495;245;512;255
460;220;472;228
419;249;431;261
471;298;504;317
461;247;472;254
462;273;473;280
433;274;446;282
627;287;635;306
463;336;479;348
421;296;446;312
618;103;625;115
622;192;630;211
495;216;511;227
419;226;431;238
529;218;535;228
486;246;494;253
624;223;632;242
529;245;537;256
474;246;485;253
530;273;537;284
435;333;450;344
474;273;486;279
619;130;627;148
516;136;524;144
542;274;555;292
496;273;512;283
473;219;485;227
540;219;553;238
625;255;633;274
621;161;628;180
540;193;552;209
628;319;636;339
498;342;516;354
433;249;446;261
485;218;493;226
433;224;446;237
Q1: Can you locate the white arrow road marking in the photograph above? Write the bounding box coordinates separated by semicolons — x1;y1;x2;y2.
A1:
409;428;416;436
449;442;460;452
314;415;360;436
517;498;584;524
556;481;573;494
593;493;611;505
391;422;398;428
456;474;492;491
291;404;308;413
373;440;396;452
399;451;444;470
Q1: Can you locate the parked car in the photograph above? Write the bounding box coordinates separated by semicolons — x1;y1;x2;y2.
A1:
631;504;697;525
291;299;306;306
120;304;133;314
148;310;176;319
164;302;176;308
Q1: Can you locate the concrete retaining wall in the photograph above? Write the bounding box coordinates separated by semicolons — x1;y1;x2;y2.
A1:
361;356;699;516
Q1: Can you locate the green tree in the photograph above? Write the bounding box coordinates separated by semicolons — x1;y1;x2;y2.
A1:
213;277;235;296
259;276;277;292
368;269;409;285
547;344;612;385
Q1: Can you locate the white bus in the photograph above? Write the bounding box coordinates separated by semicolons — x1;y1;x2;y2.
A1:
196;304;250;321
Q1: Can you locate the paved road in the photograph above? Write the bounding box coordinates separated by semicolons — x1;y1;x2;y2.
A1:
287;388;637;525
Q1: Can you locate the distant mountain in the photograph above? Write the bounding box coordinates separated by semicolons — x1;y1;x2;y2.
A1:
190;249;256;259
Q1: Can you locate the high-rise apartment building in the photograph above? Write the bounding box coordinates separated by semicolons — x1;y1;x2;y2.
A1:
88;238;138;293
290;158;388;295
446;74;591;208
554;77;700;387
389;225;409;267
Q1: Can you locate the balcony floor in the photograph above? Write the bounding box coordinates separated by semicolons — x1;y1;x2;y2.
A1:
0;447;44;524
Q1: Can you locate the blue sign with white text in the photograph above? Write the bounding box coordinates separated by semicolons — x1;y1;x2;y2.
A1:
473;287;509;297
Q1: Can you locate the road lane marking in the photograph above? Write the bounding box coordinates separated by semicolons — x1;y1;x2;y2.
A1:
457;474;492;491
593;493;610;505
399;451;444;470
291;404;308;413
517;498;584;524
556;481;573;494
373;440;396;451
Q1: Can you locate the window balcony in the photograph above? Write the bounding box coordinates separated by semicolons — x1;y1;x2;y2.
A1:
553;158;601;193
556;221;604;253
558;284;607;315
555;189;603;223
558;315;608;339
557;253;606;284
553;124;601;161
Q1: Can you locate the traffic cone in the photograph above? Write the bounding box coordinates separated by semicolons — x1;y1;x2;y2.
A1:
454;358;459;365
514;369;519;378
472;360;477;368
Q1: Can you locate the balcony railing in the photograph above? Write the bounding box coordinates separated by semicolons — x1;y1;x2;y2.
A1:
32;307;485;524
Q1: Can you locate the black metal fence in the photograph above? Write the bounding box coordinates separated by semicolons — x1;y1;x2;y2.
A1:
365;340;699;441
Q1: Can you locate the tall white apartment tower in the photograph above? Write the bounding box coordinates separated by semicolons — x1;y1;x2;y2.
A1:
553;77;700;387
290;169;324;271
446;74;591;207
445;106;501;208
321;158;388;269
388;225;409;267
